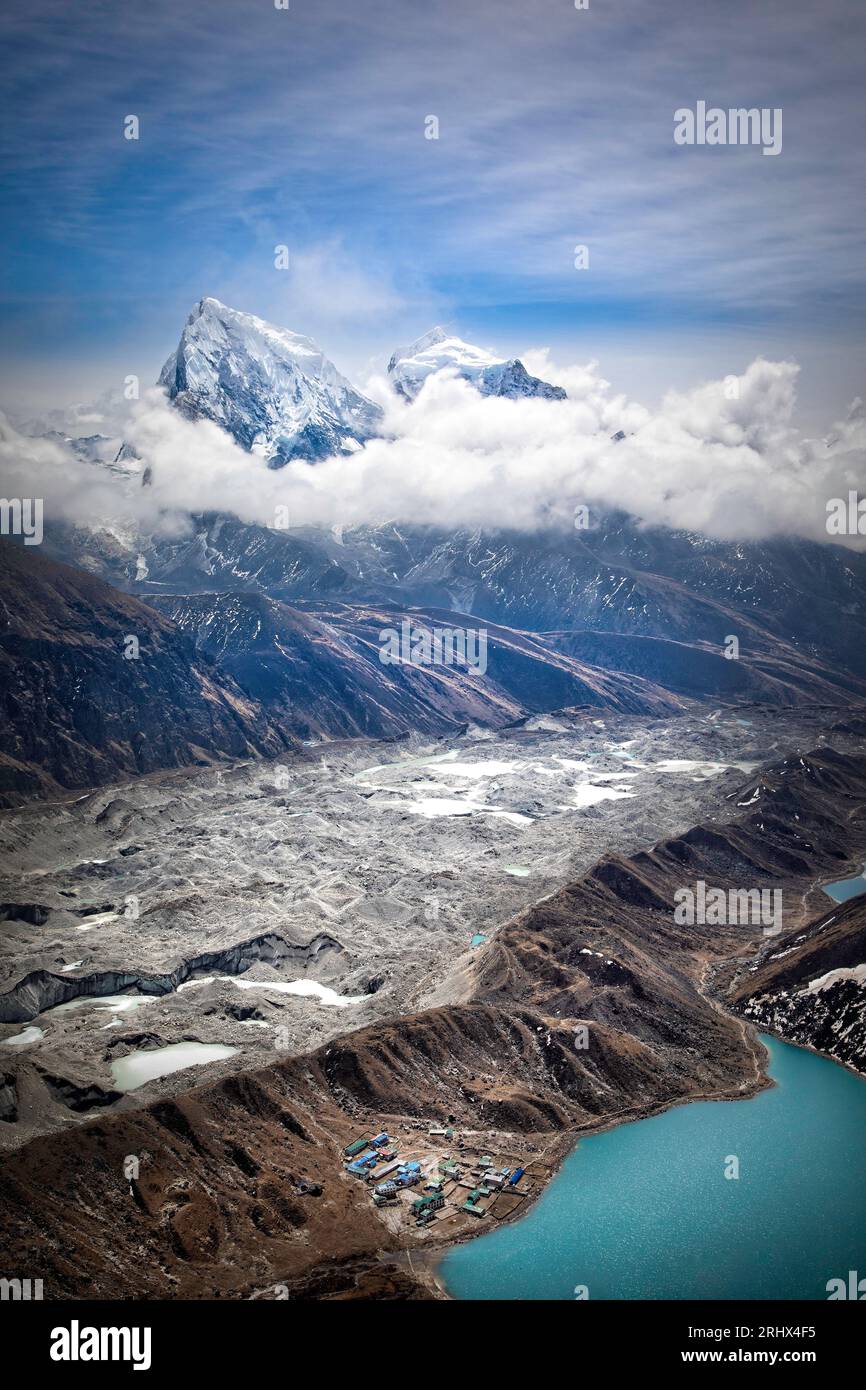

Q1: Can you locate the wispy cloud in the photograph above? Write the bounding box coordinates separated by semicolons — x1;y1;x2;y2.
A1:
1;0;865;387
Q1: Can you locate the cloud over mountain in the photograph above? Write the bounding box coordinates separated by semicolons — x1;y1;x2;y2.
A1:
4;349;864;548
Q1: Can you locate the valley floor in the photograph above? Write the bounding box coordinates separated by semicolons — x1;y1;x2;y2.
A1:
0;701;838;1146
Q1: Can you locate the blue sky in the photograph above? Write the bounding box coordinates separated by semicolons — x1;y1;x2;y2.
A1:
1;0;864;427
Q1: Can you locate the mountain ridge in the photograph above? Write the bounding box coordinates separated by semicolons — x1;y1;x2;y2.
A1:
149;588;687;741
0;540;295;804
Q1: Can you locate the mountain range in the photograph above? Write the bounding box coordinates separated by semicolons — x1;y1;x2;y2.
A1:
150;590;684;741
0;540;690;801
57;300;569;470
3;300;866;1307
5;530;863;807
14;295;866;801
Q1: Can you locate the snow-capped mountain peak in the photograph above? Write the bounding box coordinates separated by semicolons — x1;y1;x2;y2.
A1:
159;297;383;466
387;325;566;401
387;326;499;380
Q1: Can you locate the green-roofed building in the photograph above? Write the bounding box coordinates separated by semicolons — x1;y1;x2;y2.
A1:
412;1193;445;1216
344;1138;369;1157
462;1200;485;1217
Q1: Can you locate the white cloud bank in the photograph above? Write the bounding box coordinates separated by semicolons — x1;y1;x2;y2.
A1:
2;354;864;548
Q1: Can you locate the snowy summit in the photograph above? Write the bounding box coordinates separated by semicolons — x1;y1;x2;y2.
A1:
387;326;566;402
159;297;383;466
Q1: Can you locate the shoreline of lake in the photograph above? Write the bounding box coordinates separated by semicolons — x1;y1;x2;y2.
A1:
424;1027;775;1301
434;1032;866;1301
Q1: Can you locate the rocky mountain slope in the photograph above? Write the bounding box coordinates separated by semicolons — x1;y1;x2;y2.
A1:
0;540;691;805
344;524;866;660
726;890;866;1075
44;515;866;699
0;541;293;804
149;590;686;740
543;628;866;706
65;513;350;600
585;518;866;680
711;747;866;1074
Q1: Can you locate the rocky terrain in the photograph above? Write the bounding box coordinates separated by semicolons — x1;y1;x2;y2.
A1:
0;704;864;1299
725;895;866;1075
0;541;293;805
0;704;788;1138
150;591;686;741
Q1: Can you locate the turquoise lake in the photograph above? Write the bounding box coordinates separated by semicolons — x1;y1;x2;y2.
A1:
440;1036;866;1300
823;862;866;904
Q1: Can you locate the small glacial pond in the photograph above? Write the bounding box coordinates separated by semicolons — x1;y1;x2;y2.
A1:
823;861;866;904
1;1025;44;1047
110;1041;239;1092
228;976;365;1006
176;975;365;1007
50;994;153;1016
